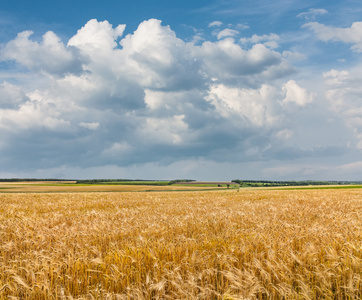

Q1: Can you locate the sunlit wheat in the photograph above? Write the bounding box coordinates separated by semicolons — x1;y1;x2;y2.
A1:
0;189;361;299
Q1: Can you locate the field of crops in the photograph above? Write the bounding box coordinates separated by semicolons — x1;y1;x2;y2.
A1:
0;188;361;299
0;182;224;193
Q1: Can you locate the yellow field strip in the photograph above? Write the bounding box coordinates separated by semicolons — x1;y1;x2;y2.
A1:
0;182;220;193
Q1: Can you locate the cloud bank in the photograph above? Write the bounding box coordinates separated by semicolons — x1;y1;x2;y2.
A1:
0;17;361;179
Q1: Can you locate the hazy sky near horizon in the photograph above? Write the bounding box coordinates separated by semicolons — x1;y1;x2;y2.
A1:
1;0;362;180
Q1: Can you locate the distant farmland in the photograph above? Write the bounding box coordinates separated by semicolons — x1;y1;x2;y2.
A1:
174;181;239;187
0;181;236;193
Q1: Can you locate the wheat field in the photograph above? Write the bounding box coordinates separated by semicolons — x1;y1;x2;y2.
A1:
0;182;218;193
0;188;361;299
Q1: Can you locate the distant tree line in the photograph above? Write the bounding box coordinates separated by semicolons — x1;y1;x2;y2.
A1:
231;180;362;187
75;179;196;185
0;178;196;185
168;179;196;185
76;179;135;184
0;178;72;182
76;179;168;185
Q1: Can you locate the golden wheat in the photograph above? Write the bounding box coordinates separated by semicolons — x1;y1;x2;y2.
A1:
0;189;361;299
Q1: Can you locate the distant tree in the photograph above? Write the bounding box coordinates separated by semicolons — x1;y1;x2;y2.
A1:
168;179;196;185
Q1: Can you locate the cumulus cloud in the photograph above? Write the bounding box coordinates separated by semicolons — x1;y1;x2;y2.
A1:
208;21;223;27
0;18;339;176
139;115;189;145
281;80;314;106
323;67;362;148
206;84;278;127
120;19;204;91
304;21;362;52
216;29;239;39
323;69;349;86
240;33;280;48
194;39;285;81
1;30;84;76
68;19;125;51
0;81;28;109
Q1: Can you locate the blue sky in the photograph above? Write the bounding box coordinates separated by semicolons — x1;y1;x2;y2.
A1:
1;0;362;180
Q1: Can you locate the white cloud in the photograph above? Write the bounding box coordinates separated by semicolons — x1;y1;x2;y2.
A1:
304;21;362;52
139;115;189;145
1;30;83;75
297;8;328;20
216;29;239;39
0;18;353;178
323;69;349;86
0;102;70;131
79;122;100;130
281;80;314;106
206;84;278;127
240;33;280;49
194;39;285;80
0;81;28;108
68;19;125;51
240;33;280;44
323;68;360;112
208;21;223;27
120;19;203;91
323;67;362;148
236;24;250;30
